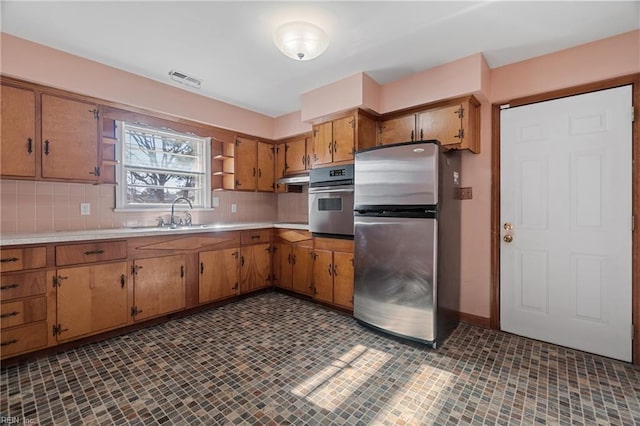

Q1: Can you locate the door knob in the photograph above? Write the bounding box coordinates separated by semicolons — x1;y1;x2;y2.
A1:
503;235;513;243
503;222;513;230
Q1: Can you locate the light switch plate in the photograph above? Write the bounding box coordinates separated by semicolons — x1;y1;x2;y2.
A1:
212;197;220;207
231;203;237;213
80;203;91;215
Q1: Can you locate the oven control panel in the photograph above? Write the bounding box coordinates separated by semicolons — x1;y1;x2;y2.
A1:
310;164;354;184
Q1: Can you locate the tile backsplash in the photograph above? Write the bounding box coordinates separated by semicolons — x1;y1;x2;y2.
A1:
0;180;310;235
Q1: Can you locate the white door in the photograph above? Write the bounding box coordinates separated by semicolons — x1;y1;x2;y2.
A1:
500;86;632;361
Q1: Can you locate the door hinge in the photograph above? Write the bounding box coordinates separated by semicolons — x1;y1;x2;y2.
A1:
632;106;635;122
52;324;68;336
454;129;464;139
131;264;143;275
455;107;464;118
89;108;100;120
53;275;68;288
89;166;100;177
131;306;142;318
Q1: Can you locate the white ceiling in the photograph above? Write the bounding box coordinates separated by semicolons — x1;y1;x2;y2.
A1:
2;1;639;118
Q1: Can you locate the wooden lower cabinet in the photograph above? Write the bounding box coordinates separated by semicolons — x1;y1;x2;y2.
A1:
54;262;129;341
273;229;313;295
131;255;186;321
332;251;355;309
312;238;355;309
1;260;49;359
240;243;271;293
199;248;239;303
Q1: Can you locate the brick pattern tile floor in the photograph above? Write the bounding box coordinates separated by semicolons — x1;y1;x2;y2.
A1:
2;292;639;425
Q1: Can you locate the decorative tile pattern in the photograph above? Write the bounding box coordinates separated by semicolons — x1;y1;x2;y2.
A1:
1;292;639;425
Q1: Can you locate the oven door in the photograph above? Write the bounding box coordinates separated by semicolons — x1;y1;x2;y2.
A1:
308;185;354;236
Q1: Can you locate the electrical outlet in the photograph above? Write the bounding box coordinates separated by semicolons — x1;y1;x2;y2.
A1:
80;203;91;215
457;187;473;200
231;203;237;213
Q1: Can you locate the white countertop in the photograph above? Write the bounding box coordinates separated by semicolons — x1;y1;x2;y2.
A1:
1;222;309;246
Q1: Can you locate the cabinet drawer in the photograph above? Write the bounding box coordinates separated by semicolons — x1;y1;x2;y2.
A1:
1;297;47;329
1;322;48;358
240;229;271;245
56;240;127;266
0;272;46;300
0;247;46;272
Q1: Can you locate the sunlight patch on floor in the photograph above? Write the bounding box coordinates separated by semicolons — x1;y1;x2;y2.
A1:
372;363;456;424
291;344;392;411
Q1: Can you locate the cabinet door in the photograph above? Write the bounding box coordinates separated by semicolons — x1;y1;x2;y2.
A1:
199;248;239;303
133;255;185;321
41;94;99;181
291;245;312;295
312;249;334;303
332;116;355;163
1;85;36;177
378;115;416;146
286;138;307;174
273;243;293;289
418;104;462;145
312;121;333;167
235;137;257;190
257;141;275;192
56;262;128;341
240;244;271;293
333;251;354;309
275;144;287;193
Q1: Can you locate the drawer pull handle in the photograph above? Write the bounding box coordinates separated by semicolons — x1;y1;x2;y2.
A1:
120;274;126;288
251;235;260;239
0;257;19;263
0;339;18;347
1;311;19;319
0;284;19;291
84;249;105;256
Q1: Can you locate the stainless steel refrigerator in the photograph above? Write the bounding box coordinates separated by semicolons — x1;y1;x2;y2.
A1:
353;141;461;347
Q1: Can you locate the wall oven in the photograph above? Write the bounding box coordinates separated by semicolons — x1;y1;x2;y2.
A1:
308;164;355;237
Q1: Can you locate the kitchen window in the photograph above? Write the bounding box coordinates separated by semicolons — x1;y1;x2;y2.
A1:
116;122;211;209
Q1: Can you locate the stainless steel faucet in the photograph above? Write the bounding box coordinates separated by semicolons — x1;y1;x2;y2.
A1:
170;197;193;228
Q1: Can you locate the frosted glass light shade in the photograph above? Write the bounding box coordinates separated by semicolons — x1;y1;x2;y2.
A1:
273;21;329;61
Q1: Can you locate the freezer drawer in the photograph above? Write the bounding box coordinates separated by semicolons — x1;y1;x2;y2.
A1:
353;215;438;342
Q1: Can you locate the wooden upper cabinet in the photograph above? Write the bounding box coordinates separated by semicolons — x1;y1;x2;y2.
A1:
378;115;416;146
234;137;275;192
311;111;376;168
331;116;356;163
234;137;257;190
257;141;275;192
421;98;480;152
285;137;308;175
312;121;333;167
41;94;100;181
418;104;464;145
1;85;36;178
377;96;480;153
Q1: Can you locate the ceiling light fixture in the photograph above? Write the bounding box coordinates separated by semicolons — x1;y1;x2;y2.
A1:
273;21;329;61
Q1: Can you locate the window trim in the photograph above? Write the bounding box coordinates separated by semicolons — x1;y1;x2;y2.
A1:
115;121;212;210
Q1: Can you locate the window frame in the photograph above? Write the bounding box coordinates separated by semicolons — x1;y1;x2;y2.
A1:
115;121;212;211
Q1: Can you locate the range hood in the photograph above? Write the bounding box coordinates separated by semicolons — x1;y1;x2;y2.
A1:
276;173;309;185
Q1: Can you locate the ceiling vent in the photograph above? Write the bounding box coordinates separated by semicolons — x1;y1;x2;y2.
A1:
168;70;202;89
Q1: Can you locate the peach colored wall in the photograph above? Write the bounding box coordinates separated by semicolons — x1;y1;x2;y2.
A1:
379;53;485;113
301;73;365;121
0;33;275;139
361;73;382;113
273;110;312;140
491;30;640;103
